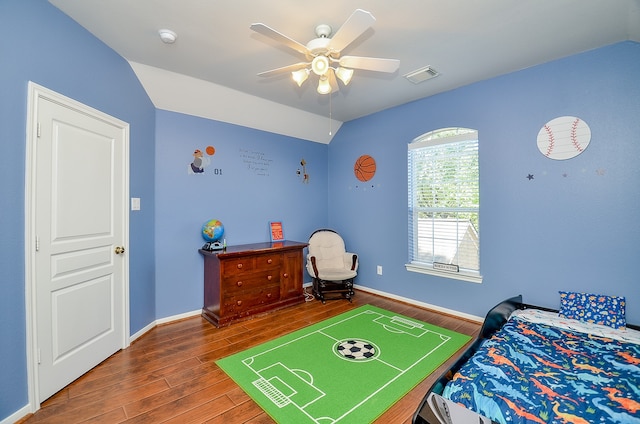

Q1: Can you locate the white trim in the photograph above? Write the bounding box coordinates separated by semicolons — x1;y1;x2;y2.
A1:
24;81;38;415
405;263;483;284
129;321;157;344
24;82;131;413
409;129;478;149
130;309;202;343
354;284;484;323
0;404;31;424
156;309;202;325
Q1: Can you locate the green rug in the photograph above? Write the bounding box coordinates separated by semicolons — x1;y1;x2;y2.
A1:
216;305;471;423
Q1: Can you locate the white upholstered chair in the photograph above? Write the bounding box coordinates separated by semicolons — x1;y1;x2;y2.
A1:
306;229;358;303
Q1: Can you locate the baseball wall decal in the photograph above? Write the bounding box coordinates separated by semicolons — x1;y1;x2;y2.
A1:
537;116;591;160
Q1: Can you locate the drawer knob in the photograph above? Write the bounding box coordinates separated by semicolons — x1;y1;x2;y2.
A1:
236;300;242;306
283;273;289;278
267;258;273;264
267;293;272;298
267;275;272;281
237;263;243;269
236;281;243;287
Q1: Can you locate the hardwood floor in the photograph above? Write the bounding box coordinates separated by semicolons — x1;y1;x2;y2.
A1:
20;289;480;424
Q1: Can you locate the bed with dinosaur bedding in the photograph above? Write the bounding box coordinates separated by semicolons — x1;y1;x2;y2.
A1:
413;294;640;424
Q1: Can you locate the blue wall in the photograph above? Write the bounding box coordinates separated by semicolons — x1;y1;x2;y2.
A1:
2;0;639;421
154;110;328;318
329;41;640;324
0;0;156;418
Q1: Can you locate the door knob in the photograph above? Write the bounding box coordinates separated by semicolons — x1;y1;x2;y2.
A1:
115;246;126;254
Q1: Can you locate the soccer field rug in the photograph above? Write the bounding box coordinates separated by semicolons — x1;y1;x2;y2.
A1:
216;305;472;423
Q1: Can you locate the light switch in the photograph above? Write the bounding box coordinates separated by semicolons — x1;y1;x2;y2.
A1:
131;197;141;211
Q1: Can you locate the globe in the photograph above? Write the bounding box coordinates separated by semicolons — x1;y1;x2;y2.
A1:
201;219;224;242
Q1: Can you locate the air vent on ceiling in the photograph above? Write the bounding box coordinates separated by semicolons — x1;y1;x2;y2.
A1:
404;66;439;84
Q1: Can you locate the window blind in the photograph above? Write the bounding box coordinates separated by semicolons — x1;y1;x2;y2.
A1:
408;131;479;274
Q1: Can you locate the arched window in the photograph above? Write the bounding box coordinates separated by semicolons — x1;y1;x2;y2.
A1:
407;128;481;283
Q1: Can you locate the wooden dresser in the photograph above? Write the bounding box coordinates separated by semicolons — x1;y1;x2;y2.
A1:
199;240;308;327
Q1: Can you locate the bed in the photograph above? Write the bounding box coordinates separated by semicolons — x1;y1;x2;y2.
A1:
413;294;640;424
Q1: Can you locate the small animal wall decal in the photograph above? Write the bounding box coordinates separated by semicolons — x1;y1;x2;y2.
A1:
188;145;220;175
297;158;309;183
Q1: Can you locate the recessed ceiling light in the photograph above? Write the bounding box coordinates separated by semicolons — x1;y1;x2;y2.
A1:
158;29;177;44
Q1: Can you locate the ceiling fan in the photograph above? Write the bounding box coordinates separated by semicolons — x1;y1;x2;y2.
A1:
250;9;400;94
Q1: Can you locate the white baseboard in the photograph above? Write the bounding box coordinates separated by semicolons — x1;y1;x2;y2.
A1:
127;287;482;346
1;404;31;424
129;320;156;343
354;284;483;323
156;309;202;325
129;309;202;343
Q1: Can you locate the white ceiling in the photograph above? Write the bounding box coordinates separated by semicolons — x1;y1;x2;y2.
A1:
49;0;640;143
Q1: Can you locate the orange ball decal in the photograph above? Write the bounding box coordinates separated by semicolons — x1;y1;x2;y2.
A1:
205;145;216;156
354;155;376;182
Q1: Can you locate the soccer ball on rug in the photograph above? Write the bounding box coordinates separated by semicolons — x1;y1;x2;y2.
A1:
336;339;377;361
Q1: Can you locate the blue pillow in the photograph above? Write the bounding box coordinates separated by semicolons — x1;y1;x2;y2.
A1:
559;291;626;329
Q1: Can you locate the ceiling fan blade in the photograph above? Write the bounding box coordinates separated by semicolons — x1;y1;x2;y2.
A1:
257;62;310;77
339;56;400;73
250;23;309;56
328;69;340;93
328;9;376;54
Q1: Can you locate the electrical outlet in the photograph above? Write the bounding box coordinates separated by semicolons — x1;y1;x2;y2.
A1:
377;265;382;275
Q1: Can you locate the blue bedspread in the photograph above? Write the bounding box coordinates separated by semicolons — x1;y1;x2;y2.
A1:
443;316;640;423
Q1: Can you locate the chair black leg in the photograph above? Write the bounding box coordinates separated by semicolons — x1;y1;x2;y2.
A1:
312;278;355;303
312;278;325;303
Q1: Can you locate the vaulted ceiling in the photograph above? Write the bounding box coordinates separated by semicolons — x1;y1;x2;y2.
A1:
49;0;640;143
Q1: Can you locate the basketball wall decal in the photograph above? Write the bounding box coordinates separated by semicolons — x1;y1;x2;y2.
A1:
354;155;376;182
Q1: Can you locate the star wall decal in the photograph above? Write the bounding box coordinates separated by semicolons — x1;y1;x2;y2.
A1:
526;174;534;180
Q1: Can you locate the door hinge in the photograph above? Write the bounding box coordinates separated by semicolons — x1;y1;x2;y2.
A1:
37;122;41;138
35;236;40;252
37;348;41;364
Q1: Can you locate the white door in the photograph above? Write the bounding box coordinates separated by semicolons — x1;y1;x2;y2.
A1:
29;84;129;402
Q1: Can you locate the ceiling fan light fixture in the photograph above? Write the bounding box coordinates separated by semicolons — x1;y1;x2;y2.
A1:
317;76;332;94
311;55;330;76
251;9;397;97
335;67;354;85
292;68;310;86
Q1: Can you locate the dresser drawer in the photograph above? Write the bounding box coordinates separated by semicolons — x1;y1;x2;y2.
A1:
221;257;256;276
222;270;280;293
223;286;280;314
221;253;281;277
256;253;282;269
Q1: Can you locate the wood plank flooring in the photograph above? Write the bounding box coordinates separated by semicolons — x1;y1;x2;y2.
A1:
20;289;480;424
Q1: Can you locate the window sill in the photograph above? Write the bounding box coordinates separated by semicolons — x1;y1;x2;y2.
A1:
405;263;483;284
